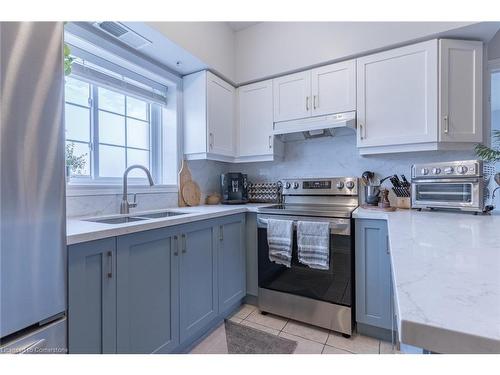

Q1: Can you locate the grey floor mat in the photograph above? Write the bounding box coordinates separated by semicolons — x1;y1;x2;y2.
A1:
224;320;297;354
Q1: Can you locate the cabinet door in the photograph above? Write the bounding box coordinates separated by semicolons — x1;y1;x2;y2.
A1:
273;71;312;122
218;215;246;314
237;80;274;158
207;71;235;157
311;60;356;116
116;228;179;353
355;219;392;330
179;222;218;343
357;40;438;148
439;39;483;143
68;238;116;354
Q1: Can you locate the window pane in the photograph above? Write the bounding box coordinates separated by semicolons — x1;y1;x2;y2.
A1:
66;141;90;176
98;87;125;114
99;145;125;177
65;104;90;142
127;96;148;120
127;118;150;150
99;111;125;146
127;149;150;178
65;77;89;107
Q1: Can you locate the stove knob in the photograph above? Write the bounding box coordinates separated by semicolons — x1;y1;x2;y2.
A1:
285;182;291;189
293;182;299;189
432;167;441;175
336;181;345;189
444;167;454;174
421;168;429;175
457;165;468;174
346;181;355;190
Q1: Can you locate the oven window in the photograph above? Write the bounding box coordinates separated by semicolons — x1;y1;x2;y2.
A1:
258;228;352;307
415;183;472;203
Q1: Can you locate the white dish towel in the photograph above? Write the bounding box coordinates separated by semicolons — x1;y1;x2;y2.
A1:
297;221;330;270
267;219;294;268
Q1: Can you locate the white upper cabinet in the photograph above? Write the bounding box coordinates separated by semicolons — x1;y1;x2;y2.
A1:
357;39;483;154
273;61;356;123
357;40;439;149
439;39;482;143
236;80;283;162
183;71;235;161
273;71;312;122
311;60;356;116
206;73;235;157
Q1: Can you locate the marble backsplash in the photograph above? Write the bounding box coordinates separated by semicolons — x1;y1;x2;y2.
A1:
66;133;499;217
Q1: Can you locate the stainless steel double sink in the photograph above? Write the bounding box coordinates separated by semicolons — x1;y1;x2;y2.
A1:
85;211;188;225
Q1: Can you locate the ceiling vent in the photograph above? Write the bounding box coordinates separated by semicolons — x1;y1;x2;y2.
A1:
93;22;152;50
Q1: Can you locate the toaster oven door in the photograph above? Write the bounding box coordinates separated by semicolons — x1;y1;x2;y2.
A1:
411;179;482;210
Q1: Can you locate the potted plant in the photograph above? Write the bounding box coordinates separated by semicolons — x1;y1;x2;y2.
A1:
475;130;500;187
66;142;87;179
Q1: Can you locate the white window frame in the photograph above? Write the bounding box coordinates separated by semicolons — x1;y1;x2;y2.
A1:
64;31;183;197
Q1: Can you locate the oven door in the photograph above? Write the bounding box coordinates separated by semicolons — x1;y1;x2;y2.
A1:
257;214;353;307
411;178;482;210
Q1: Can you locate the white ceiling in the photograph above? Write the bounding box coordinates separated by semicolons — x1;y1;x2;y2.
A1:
226;22;260;32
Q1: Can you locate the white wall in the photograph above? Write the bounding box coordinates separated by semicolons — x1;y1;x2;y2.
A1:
234;22;477;83
146;22;235;82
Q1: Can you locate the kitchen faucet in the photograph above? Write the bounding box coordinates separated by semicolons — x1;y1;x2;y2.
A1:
120;165;154;214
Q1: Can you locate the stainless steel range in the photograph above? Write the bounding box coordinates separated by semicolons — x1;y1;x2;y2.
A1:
257;177;359;337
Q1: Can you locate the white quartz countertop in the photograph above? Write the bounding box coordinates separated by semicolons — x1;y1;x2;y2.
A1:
353;207;500;353
67;203;271;246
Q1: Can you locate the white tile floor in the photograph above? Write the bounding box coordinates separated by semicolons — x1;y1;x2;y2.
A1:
190;304;399;354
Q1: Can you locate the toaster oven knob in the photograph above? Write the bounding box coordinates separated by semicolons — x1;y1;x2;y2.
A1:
421;168;429;175
346;181;355;190
336;181;345;189
444;167;454;174
457;165;468;174
432;167;441;175
285;182;291;189
293;182;299;189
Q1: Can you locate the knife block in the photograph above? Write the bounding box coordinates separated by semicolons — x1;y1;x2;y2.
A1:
395;197;411;209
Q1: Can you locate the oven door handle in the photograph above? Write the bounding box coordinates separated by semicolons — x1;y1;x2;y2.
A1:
412;178;480;183
257;217;349;234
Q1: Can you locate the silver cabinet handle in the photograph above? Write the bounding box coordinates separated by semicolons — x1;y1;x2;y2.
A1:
107;251;113;278
219;225;224;241
209;132;214;150
268;135;272;150
173;235;179;256
359;123;364;140
181;234;186;253
306;96;309;111
313;95;317;109
386;235;390;254
443;115;449;134
19;339;47;354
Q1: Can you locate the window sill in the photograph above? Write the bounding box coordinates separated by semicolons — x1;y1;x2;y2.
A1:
66;183;178;197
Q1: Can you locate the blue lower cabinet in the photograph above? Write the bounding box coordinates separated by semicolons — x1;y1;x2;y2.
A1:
178;220;218;344
116;227;180;353
355;219;392;335
217;214;246;314
68;238;117;354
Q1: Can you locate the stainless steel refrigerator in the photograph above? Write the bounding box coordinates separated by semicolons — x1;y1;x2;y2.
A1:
0;22;66;353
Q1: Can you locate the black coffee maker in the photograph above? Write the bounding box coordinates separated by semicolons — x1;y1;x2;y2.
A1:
221;173;248;204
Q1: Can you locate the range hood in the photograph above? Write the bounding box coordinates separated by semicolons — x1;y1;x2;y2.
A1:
273;111;356;141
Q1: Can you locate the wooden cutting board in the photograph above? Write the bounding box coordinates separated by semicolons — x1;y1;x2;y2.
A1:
178;159;192;207
182;180;201;207
361;204;397;212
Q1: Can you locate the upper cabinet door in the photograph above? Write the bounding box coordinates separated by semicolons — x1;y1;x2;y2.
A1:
357;40;438;148
207;72;235;157
439;39;483;143
311;60;356;116
273;71;312;122
238;80;274;157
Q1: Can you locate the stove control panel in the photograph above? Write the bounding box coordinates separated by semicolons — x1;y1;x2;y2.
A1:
281;177;358;196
